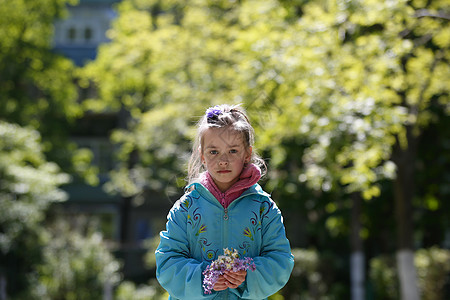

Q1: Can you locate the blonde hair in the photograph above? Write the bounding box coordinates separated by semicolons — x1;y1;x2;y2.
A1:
187;104;266;185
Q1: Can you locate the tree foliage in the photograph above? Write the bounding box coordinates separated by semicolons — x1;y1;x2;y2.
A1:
0;0;97;183
370;247;450;300
82;0;449;296
84;0;448;203
0;0;110;297
35;219;121;300
0;121;70;297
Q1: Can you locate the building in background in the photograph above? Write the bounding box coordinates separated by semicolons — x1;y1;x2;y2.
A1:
53;0;118;66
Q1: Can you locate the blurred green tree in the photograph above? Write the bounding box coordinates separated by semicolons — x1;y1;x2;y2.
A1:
0;121;69;297
0;0;110;297
35;218;121;300
0;0;97;184
258;1;450;299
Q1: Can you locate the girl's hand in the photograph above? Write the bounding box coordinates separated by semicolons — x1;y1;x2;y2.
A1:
213;270;247;291
213;275;229;291
224;270;247;289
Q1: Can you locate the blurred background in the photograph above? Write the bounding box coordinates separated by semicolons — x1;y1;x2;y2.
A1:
1;0;449;299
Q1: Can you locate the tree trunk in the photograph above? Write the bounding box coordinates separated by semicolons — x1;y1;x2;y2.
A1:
118;106;133;247
0;273;6;300
350;193;365;300
393;125;420;300
117;106;140;247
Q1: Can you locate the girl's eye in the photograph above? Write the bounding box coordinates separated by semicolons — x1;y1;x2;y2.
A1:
210;150;218;155
230;149;238;154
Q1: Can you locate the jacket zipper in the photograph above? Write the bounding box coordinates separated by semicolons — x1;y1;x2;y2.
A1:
221;194;229;220
222;190;261;221
223;207;229;256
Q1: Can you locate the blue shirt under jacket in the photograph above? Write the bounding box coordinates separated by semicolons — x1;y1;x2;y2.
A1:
155;183;294;299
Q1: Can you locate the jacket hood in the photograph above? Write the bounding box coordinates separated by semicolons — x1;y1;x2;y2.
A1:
187;182;270;207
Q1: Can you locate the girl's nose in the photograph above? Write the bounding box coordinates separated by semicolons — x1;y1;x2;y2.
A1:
218;154;229;166
219;160;228;166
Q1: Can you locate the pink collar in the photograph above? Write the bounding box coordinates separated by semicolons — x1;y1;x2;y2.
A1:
199;164;261;208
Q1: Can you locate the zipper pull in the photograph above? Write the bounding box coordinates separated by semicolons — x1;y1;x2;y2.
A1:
223;208;229;220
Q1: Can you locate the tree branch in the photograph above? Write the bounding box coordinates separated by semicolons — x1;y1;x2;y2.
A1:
414;9;450;20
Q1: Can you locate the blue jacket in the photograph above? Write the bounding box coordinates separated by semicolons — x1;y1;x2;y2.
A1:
155;183;294;299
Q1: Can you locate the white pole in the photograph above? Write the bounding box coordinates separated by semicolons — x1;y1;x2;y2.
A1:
397;249;420;300
351;251;365;300
103;280;112;300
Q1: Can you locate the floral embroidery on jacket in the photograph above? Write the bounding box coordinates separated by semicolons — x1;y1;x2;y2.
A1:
239;241;251;255
242;211;261;242
196;224;207;236
243;227;253;240
198;237;218;262
182;195;207;236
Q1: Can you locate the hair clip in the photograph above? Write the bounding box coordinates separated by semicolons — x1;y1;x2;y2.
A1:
206;106;223;122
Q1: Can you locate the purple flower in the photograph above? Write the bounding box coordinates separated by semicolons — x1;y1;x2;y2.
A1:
202;248;256;294
206;106;223;120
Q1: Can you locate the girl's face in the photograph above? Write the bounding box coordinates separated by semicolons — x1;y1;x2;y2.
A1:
201;127;252;192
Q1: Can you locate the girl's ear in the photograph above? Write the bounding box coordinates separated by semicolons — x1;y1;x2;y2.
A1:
245;146;253;163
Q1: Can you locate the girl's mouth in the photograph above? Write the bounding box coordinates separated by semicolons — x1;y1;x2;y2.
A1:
217;170;231;174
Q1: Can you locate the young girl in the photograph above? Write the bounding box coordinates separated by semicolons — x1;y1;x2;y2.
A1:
155;104;294;299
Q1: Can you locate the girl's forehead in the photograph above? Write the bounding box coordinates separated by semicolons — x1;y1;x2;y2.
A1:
202;127;244;147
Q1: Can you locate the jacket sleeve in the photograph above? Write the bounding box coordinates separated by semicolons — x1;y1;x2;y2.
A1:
232;199;294;299
155;198;209;299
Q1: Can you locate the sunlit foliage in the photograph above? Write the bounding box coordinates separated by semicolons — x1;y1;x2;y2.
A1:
83;0;448;200
0;121;70;296
0;0;107;296
36;219;121;299
0;0;98;183
0;122;69;254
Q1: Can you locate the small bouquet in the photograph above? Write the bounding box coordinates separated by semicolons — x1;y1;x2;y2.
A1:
202;248;256;294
